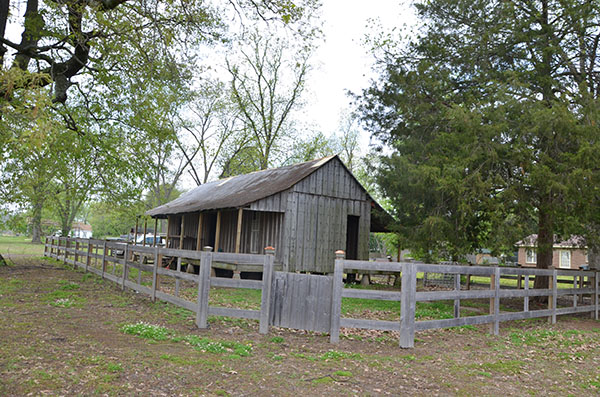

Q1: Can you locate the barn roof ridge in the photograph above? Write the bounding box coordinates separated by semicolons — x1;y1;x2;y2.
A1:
146;155;346;217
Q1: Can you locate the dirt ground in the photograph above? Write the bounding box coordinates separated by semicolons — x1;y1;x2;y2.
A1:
1;256;599;396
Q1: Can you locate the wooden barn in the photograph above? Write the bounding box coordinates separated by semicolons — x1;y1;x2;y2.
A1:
146;155;390;274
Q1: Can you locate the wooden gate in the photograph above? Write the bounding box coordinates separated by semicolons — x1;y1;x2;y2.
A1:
269;272;333;332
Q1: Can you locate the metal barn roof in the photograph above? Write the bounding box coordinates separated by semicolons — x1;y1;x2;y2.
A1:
146;156;338;217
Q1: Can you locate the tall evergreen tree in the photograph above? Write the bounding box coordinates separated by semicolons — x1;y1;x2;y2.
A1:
358;0;600;278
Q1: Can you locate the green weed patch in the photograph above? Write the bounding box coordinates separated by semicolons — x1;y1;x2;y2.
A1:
121;322;171;341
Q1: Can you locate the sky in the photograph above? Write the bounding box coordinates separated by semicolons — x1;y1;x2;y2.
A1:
303;1;416;148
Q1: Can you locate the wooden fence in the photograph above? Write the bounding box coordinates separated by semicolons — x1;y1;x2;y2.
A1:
44;236;275;334
45;237;599;348
331;253;600;347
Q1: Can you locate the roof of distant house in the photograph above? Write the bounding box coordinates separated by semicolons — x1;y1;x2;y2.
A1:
515;234;586;248
72;222;92;231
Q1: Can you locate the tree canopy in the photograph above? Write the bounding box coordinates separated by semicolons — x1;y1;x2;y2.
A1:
358;0;600;267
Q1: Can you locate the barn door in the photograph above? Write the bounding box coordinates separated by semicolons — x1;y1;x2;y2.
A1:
346;215;360;260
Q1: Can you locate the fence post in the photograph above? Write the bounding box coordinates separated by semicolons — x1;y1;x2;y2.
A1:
330;250;345;344
595;271;598;321
152;246;159;302
85;241;92;273
44;237;48;256
549;269;557;324
454;273;460;318
122;244;129;290
489;267;500;335
524;275;529;312
259;246;275;334
579;269;585;305
74;240;80;267
63;238;68;265
399;262;417;348
175;257;182;297
573;274;578;308
196;246;213;328
101;241;107;279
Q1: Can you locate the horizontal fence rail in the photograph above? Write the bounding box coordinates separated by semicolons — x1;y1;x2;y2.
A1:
331;256;599;348
44;237;599;348
44;236;276;335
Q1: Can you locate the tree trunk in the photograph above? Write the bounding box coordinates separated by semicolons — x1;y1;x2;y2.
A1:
533;199;553;300
30;197;43;244
0;0;9;65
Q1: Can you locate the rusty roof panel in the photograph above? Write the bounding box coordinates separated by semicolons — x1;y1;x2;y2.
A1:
146;156;337;217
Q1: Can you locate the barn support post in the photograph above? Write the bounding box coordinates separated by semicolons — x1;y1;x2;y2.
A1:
153;217;158;247
196;213;203;251
166;216;171;248
235;208;243;254
329;250;345;343
399;262;417;348
179;215;185;249
259;246;275;334
215;211;222;252
175;215;185;295
196;246;213;328
143;218;148;247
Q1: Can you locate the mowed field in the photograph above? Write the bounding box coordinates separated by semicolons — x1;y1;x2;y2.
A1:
0;242;600;395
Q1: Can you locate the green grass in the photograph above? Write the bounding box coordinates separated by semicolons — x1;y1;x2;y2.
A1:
121;322;171;341
184;335;252;357
41;287;87;308
0;236;45;256
0;278;24;295
120;322;253;357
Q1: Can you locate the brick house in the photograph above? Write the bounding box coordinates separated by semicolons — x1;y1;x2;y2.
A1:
516;234;588;269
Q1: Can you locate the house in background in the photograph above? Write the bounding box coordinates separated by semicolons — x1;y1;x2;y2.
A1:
70;222;93;239
516;234;588;270
466;249;501;266
146;155;391;274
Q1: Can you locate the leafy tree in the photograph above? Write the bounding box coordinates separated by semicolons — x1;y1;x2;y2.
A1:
0;0;316;104
283;131;335;165
182;80;246;185
88;200;144;238
358;0;600;275
227;30;312;169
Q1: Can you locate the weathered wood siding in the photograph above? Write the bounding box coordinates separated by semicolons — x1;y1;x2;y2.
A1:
282;159;371;273
215;210;284;260
167;213;200;250
165;158;372;273
249;191;288;212
269;271;333;332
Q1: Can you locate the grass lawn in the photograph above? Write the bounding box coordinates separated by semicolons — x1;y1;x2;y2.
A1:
0;235;45;256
